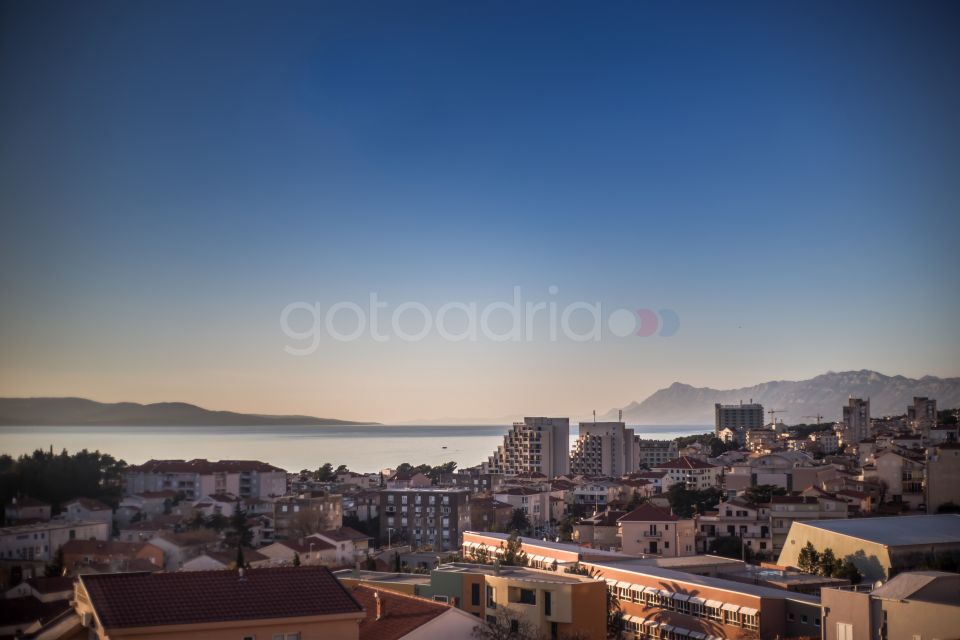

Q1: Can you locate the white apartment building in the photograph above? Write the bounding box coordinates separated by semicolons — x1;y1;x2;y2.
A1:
123;459;287;500
0;519;110;563
570;422;636;476
484;417;570;478
651;456;722;491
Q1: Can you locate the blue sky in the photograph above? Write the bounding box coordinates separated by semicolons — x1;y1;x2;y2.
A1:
1;0;958;422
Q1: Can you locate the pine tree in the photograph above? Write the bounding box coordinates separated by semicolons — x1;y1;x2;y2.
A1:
797;542;820;573
292;552;301;567
500;531;528;567
819;548;838;577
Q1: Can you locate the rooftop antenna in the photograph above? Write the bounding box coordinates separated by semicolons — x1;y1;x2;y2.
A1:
619;409;623;422
593;410;596;423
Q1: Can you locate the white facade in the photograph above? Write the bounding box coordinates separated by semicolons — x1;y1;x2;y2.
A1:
570;422;636;476
0;520;109;562
484;417;570;478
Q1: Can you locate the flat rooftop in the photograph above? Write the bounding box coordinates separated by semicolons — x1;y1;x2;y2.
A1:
435;562;594;584
332;570;431;586
793;514;960;547
464;531;632;558
584;560;820;603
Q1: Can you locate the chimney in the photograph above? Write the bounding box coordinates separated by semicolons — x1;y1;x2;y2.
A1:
238;567;245;580
374;591;384;620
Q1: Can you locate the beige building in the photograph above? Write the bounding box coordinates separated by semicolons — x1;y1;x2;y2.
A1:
842;397;870;444
273;491;344;540
926;443;960;513
870;450;925;509
821;571;960;640
570;421;636;476
618;503;696;557
70;566;365;639
123;459;287;501
769;494;847;553
777;514;960;581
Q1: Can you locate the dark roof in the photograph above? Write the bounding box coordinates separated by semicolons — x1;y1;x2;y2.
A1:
352;585;448;640
581;510;627;527
66;497;112;511
127;459;284;474
0;596;70;626
25;576;75;595
278;537;336;553
61;539;151;557
468;497;513;510
618;503;680;522
80;567;362;629
6;496;50;508
653;456;718;470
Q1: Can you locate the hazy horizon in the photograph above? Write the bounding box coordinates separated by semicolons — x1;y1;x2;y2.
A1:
2;2;959;424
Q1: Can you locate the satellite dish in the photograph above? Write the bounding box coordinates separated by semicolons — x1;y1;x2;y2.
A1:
873;580;883;589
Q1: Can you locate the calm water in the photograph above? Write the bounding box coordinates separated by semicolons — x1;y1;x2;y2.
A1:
0;424;709;473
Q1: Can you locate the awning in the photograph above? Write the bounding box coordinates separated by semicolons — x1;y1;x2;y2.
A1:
688;596;706;605
672;629;690;638
721;603;741;613
704;599;722;608
661;625;675;633
642;619;660;627
657;588;673;598
616;581;632;590
689;633;706;640
605;578;618;587
642;586;658;594
739;606;759;616
531;555;545;562
671;593;691;601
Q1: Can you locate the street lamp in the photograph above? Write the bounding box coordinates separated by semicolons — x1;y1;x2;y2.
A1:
387;527;396;549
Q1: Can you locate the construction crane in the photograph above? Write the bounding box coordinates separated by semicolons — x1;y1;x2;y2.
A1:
802;414;824;425
767;409;786;425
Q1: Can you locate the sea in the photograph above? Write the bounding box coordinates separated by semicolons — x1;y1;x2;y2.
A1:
0;424;710;473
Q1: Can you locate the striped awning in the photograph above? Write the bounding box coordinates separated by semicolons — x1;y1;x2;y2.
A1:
704;599;723;608
688;596;706;605
531;555;545;562
740;606;759;616
689;633;707;640
672;593;691;601
721;603;740;613
616;581;632;589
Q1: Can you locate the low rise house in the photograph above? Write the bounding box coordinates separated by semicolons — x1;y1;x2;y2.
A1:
259;536;338;567
572;509;625;549
617;503;696;557
386;471;432;489
768;493;847;552
3;497;51;523
148;529;221;571
0;519;110;563
925;443;960;514
696;497;772;558
180;548;270;571
821;571;960;640
190;493;240;518
871;449;926;510
73;566;365;639
311;527;372;566
351;584;478;640
62;498;113;527
61;539;164;574
493;486;552;527
467;496;513;532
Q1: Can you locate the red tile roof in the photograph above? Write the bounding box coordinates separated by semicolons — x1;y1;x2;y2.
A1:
618;503;680;522
352;585;449;640
317;526;372;542
66;497;112;511
80;567;362;629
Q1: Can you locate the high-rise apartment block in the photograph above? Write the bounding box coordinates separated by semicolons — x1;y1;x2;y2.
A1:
714;402;764;443
484;417;570;478
842;397;871;444
570;422;636;476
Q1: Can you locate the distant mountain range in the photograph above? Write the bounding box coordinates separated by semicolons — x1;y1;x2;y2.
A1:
0;397;378;427
601;370;960;425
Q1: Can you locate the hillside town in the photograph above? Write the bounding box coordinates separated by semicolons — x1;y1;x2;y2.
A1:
1;397;959;639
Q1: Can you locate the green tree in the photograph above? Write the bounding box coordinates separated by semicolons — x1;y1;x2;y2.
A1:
509;508;531;535
292;552;301;567
500;531;528;567
834;558;863;584
797;542;820;573
819;548;839;577
743;484;787;506
315;463;335;481
557;515;574;541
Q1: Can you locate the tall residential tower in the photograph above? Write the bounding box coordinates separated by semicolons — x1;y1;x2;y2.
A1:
484;417;570;478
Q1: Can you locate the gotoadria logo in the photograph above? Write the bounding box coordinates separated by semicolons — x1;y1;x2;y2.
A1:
280;286;678;355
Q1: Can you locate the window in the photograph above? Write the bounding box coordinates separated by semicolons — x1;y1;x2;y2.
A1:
243;636;256;640
472;583;481;606
519;588;536;605
510;619;519;633
486;585;496;608
434;595;449;603
837;622;853;640
801;614;808;623
545;591;552;616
